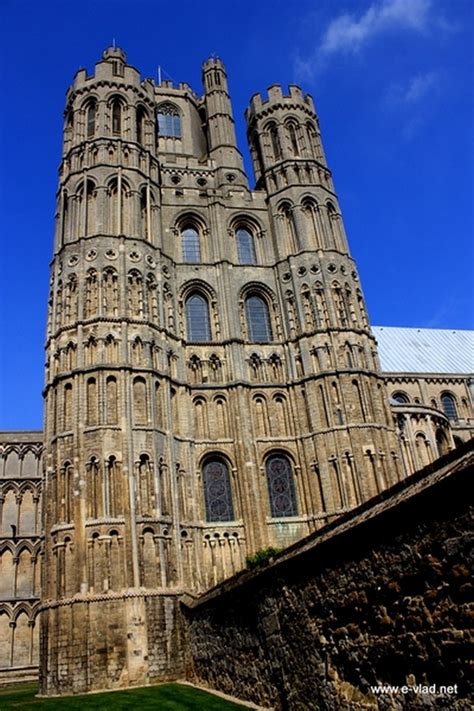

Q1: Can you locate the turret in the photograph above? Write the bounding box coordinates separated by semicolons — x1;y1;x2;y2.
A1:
202;57;247;187
246;84;328;188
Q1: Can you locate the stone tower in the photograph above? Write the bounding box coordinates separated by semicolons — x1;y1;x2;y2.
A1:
40;48;403;695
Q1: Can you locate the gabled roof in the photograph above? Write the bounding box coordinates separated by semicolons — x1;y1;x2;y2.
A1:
372;327;474;375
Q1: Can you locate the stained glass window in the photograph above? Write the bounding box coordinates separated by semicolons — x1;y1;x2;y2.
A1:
203;459;234;522
182;227;201;262
186;293;211;342
236;228;256;264
266;454;297;517
245;295;272;342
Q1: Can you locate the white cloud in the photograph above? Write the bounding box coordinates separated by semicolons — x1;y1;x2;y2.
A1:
385;71;441;105
320;0;432;55
294;0;438;81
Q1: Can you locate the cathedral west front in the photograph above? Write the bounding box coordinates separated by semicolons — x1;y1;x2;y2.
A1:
0;47;472;695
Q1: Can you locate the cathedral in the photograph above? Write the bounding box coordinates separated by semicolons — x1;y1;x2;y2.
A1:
0;47;472;694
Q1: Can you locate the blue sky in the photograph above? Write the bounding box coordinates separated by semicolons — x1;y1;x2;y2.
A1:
0;0;473;430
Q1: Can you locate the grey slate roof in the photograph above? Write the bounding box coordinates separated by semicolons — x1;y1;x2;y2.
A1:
372;327;474;375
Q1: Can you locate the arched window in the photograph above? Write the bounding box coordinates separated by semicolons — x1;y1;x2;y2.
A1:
86;100;97;138
436;429;450;456
236;227;256;264
245;294;272;342
266;454;297;517
186;293;211;341
441;393;458;421
202;458;234;522
136;106;147;145
392;392;409;404
133;376;148;425
287;122;299;155
268;123;281;160
181;227;201;262
111;99;122;135
157;104;181;138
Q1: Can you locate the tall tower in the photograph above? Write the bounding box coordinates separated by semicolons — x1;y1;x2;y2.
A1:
41;48;403;696
245;85;404;509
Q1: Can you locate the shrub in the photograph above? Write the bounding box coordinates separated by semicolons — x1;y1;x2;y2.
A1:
246;546;283;570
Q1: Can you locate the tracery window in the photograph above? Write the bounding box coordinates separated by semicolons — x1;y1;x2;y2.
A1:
236;227;256;264
245;294;272;342
157;104;181;138
266;454;297;517
441;393;458;421
202;458;234;522
181;227;201;262
185;293;211;342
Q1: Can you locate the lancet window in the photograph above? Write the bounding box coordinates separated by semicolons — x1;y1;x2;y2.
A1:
86;100;97;139
185;293;211;342
236;227;256;264
441;393;458;422
181;227;201;263
245;294;272;343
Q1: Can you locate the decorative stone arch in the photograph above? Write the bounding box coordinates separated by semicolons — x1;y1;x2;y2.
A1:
135;452;154;518
325;199;344;250
252;391;270;435
105;173;134;235
0;539;17;556
276;198;299;252
12;602;34;625
192;395;209;439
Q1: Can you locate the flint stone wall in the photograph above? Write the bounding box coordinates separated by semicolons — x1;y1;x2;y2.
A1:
182;442;474;710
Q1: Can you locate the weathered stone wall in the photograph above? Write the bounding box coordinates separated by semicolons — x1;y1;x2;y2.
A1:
183;443;474;710
39;593;185;695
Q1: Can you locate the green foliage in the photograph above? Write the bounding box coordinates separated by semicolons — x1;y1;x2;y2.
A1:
246;546;283;570
0;682;246;710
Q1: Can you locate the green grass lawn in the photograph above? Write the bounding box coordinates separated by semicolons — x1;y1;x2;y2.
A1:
0;682;248;710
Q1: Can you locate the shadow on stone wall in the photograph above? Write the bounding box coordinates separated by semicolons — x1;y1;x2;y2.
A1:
182;440;474;710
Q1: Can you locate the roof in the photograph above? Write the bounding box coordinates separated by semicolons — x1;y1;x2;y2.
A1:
372;327;474;375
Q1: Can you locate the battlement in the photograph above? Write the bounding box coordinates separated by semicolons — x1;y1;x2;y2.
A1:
202;56;226;72
70;46;143;92
246;84;315;120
